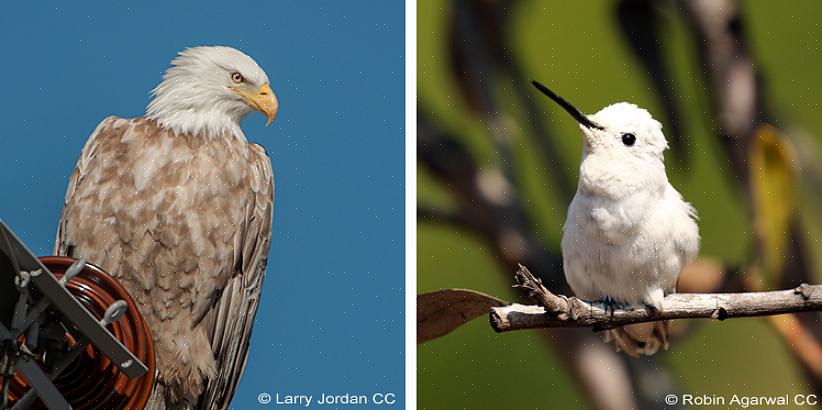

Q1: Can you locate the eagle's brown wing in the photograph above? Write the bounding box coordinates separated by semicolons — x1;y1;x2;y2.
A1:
195;143;274;410
54;115;130;256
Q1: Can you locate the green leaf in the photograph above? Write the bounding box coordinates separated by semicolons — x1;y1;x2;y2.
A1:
417;289;508;344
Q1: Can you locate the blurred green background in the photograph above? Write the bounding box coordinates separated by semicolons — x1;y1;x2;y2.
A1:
418;0;822;409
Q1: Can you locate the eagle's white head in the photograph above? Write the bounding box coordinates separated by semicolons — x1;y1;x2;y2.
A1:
146;46;278;138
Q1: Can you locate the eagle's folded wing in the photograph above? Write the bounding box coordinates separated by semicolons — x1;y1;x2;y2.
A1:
196;144;274;410
55;116;126;256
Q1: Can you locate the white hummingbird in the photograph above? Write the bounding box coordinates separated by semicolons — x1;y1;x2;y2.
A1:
532;80;700;356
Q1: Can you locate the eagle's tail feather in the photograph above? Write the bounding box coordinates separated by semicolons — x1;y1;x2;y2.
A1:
605;320;669;357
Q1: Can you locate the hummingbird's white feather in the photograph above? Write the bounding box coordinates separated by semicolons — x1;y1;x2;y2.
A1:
563;183;698;306
560;101;700;356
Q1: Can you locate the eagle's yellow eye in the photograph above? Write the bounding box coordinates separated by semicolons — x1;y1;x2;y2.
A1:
231;72;244;83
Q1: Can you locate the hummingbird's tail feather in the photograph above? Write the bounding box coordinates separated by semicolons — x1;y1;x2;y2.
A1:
604;321;670;357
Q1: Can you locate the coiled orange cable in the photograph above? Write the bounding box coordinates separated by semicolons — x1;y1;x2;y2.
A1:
3;256;155;409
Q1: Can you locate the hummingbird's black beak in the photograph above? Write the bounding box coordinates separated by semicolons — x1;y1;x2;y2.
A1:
531;80;603;130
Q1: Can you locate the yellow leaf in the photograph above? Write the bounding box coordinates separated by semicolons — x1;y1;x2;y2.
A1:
748;124;798;288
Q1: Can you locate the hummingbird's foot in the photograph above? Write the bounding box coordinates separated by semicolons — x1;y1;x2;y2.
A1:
600;297;624;318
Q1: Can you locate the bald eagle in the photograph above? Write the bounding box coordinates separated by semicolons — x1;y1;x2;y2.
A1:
55;46;277;409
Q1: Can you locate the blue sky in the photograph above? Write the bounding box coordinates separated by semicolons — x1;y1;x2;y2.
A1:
0;2;405;408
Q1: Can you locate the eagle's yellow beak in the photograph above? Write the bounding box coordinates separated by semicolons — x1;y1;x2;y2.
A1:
235;83;279;126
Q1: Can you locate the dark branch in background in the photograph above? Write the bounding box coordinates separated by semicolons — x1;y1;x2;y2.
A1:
449;0;518;194
449;0;576;201
417;205;468;227
490;266;822;332
418;113;562;280
616;0;687;166
679;0;764;175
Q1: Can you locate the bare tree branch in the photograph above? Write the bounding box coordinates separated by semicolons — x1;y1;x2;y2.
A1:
490;266;822;332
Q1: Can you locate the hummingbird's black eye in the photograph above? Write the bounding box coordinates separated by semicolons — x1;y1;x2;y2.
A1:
621;133;636;146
